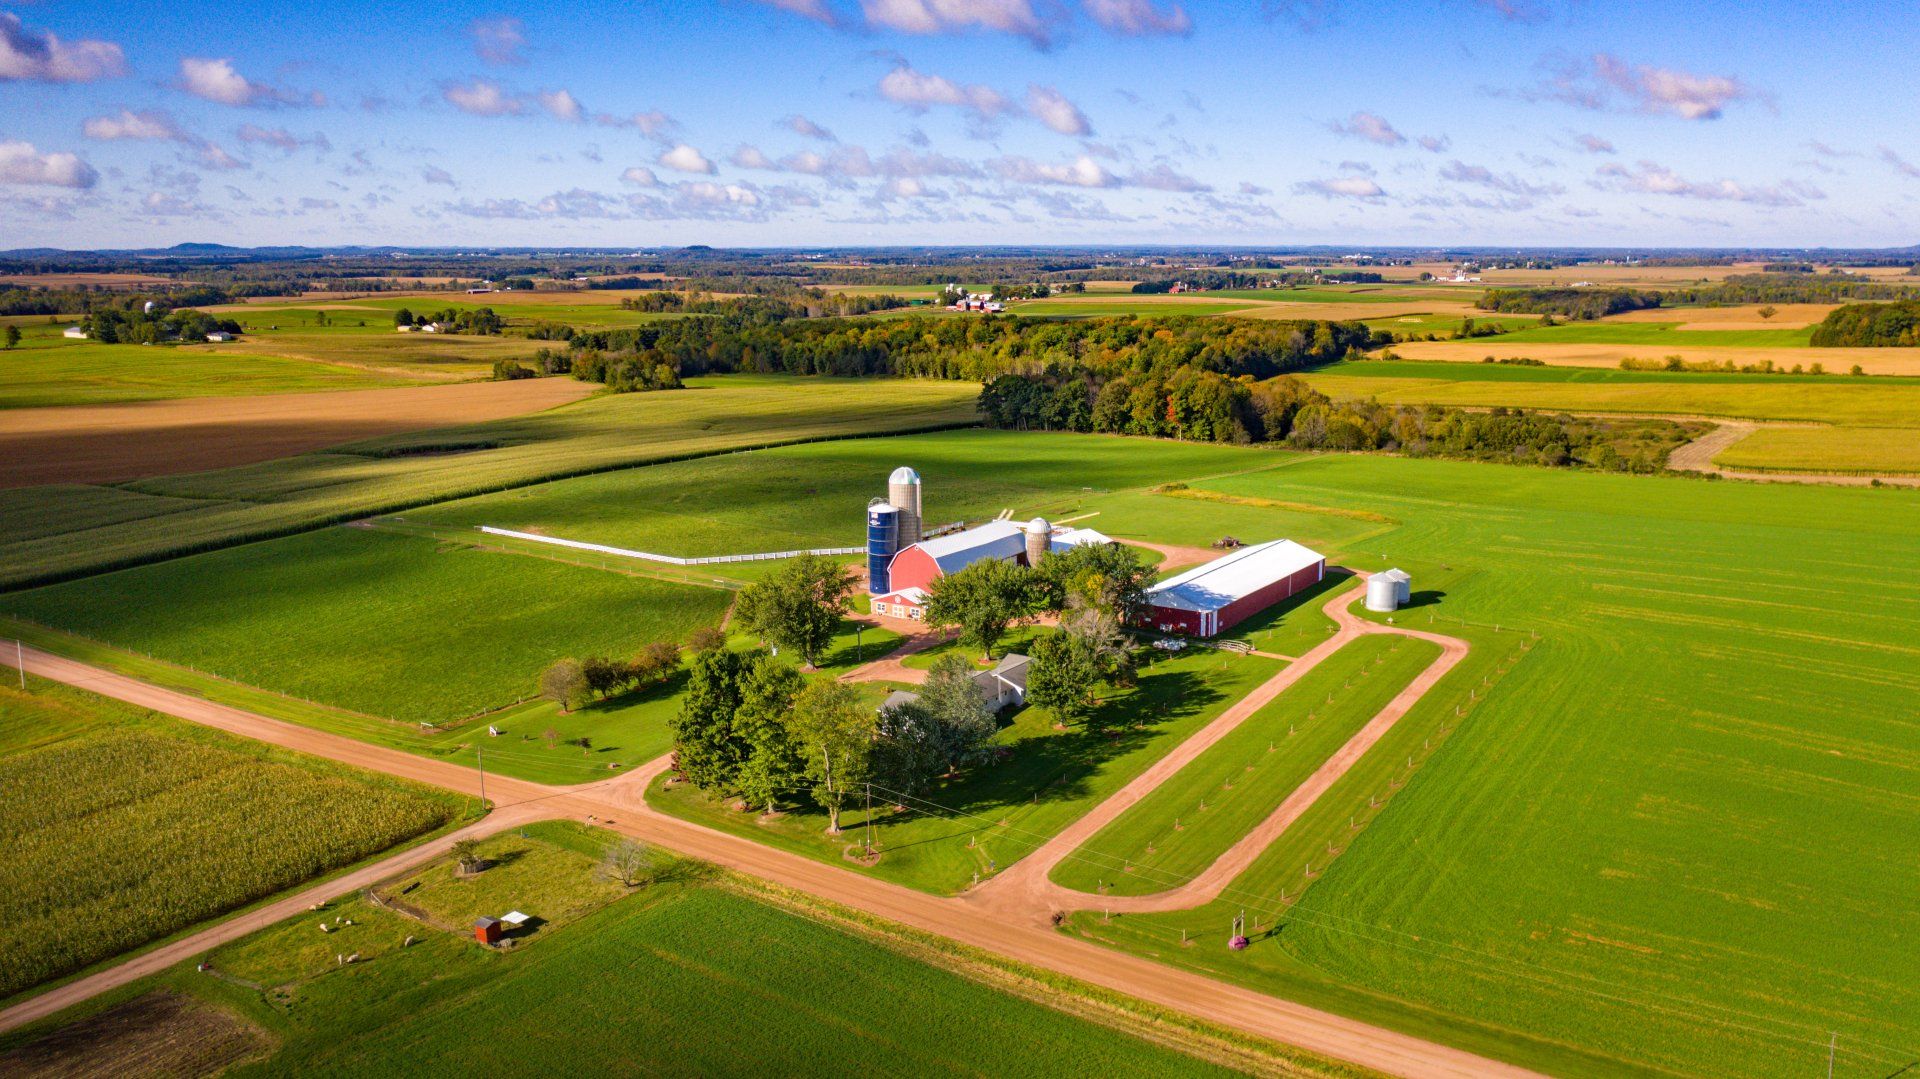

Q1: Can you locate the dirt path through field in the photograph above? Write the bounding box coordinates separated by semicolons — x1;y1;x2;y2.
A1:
0;378;593;487
3;622;1532;1078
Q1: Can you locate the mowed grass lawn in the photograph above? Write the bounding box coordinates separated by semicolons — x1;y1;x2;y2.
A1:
0;678;458;1000
0;526;730;725
1051;635;1441;897
1065;454;1920;1078
650;647;1285;894
0;374;984;589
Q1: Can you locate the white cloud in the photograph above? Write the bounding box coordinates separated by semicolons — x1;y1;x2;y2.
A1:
83;109;182;142
620;166;660;186
0;141;99;188
1329;111;1405;147
469;15;527;65
1595;160;1822;206
537;88;584;122
443;78;524;117
1878;146;1920;180
1126;163;1210;191
878;64;1012;120
422;165;457;186
236;124;330;152
748;0;837;23
1438;159;1561;200
1295;175;1385;200
595;109;678;141
1026;85;1091;136
677;180;760;208
1575;132;1615;154
179;57;311;107
196;143;247;171
783;114;836;141
1083;0;1192;35
0;13;125;83
658;143;716;174
1531;54;1764;122
731;144;776;169
141;190;209;216
991;154;1115;187
862;0;1055;47
1417;134;1450;153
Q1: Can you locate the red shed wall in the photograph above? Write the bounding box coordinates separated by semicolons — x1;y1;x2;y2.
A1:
1139;604;1206;635
1214;559;1325;635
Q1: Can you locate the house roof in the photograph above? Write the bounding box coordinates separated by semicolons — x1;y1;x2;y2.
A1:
879;689;920;712
875;586;929;605
1146;539;1324;614
1051;527;1111;549
901;520;1026;576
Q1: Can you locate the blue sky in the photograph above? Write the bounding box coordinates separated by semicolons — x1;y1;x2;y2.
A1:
2;0;1915;248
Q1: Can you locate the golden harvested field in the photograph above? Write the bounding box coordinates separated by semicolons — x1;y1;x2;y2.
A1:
1399;261;1775;286
1389;338;1920;375
0;377;594;487
1606;303;1839;329
1234;300;1487;321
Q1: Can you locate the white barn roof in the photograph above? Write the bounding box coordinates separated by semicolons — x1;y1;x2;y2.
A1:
1051;527;1112;548
1146;539;1324;614
906;520;1026;575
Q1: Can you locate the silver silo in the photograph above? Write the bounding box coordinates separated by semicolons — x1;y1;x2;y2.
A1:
1365;574;1400;612
1024;517;1051;566
888;466;922;546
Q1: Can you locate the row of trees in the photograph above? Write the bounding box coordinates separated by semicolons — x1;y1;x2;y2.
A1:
979;371;1682;472
1807;301;1920;347
1479;288;1661;320
78;306;241;344
392;307;504;334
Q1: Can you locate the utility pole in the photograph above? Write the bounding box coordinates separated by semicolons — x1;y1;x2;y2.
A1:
15;640;23;691
864;782;875;856
477;748;487;808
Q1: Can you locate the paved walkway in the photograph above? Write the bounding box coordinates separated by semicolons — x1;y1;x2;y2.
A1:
2;596;1534;1078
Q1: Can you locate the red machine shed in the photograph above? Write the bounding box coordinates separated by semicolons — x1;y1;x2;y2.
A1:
1138;540;1326;638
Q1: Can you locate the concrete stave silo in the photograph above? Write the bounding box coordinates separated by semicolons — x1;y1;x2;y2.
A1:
1024;517;1051;566
888;466;922;546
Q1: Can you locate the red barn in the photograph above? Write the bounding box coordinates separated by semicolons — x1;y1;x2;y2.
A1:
1138;540;1325;637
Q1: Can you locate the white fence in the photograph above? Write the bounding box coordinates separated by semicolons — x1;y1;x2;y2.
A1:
478;526;862;566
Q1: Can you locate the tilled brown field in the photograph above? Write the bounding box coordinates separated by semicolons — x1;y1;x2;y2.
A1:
0;378;594;488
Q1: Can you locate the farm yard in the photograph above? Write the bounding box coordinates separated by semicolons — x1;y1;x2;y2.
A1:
0;678;459;1000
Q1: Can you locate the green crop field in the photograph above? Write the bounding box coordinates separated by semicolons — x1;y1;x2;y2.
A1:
1012;299;1265;317
0;527;731;726
0;678;457;1000
0;333;412;409
1050;635;1441;897
412;428;1288;557
1713;425;1920;474
0;375;983;589
0;829;1316;1077
1304;360;1920;425
1050;452;1920;1078
651;647;1285;894
1488;321;1815;348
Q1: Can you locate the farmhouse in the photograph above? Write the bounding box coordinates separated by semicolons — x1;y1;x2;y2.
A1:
1137;539;1326;637
62;326;88;339
204;330;233;342
880;653;1031;713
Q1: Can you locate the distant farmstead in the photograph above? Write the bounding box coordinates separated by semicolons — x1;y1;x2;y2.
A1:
1137;539;1326;638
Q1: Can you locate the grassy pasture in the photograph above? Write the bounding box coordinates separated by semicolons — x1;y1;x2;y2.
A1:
1713;425;1920;474
1051;634;1442;897
0;375;984;589
1063;454;1920;1078
0;337;408;409
0;527;731;726
650;647;1285;894
1487;321;1815;348
0;679;457;1000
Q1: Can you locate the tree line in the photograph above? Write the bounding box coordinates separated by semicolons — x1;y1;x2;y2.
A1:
391;306;504;334
1479;288;1661;320
77;306;242;344
980;371;1684;472
1808;300;1920;347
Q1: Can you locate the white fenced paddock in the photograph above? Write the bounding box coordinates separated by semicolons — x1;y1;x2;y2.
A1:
476;526;863;566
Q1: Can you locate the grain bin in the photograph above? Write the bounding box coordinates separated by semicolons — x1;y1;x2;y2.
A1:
1386;568;1412;605
867;501;899;594
888;466;922;546
1024;517;1051;566
1365;573;1400;613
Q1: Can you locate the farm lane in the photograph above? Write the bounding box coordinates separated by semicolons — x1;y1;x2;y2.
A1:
5;618;1531;1079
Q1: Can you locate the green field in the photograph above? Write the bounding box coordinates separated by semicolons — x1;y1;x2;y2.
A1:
1302;362;1920;428
0;827;1313;1078
1012;300;1264;317
0;527;731;726
1713;426;1920;474
411;428;1290;558
1050;635;1441;897
0;328;409;408
651;647;1285;894
1488;321;1815;348
0;678;458;1000
0;375;984;589
1055;453;1920;1078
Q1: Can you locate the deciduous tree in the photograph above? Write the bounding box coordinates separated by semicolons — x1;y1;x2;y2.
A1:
734;554;858;667
539;658;587;713
789;680;873;835
924;558;1035;662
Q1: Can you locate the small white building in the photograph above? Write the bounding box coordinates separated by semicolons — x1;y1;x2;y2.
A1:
63;326;88;339
204;330;233;342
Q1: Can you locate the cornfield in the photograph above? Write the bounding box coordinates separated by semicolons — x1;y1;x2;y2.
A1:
0;730;452;998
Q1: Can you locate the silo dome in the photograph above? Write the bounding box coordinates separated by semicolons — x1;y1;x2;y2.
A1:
1026;517;1051;534
889;466;921;484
